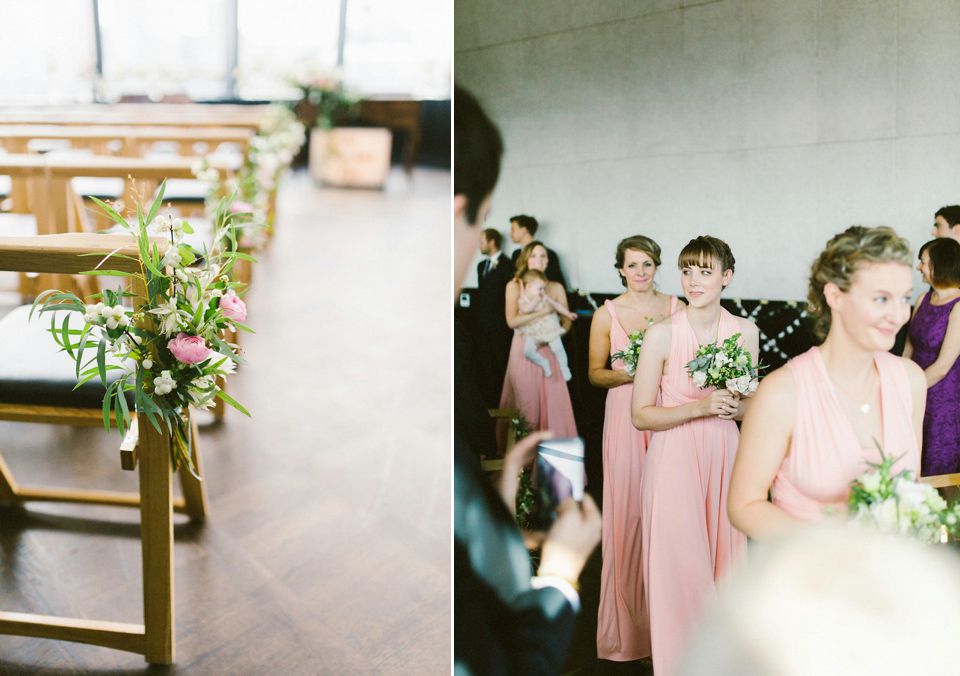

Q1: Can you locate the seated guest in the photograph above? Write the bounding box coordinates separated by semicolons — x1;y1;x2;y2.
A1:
509;214;568;290
454;85;601;675
475;227;514;406
904;238;960;476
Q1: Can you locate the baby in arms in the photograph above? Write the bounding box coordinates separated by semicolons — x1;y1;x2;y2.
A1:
516;269;577;381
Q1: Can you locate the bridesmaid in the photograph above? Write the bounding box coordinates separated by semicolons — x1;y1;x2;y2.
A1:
498;241;577;453
903;238;960;476
631;236;757;675
589;236;682;663
728;226;925;541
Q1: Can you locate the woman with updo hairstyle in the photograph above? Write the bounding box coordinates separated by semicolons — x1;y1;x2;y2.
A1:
590;235;683;663
497;241;577;453
729;226;926;543
904;237;960;476
631;235;758;676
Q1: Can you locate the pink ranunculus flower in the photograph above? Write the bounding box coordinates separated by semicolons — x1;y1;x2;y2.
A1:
168;333;211;365
219;291;247;323
228;200;255;214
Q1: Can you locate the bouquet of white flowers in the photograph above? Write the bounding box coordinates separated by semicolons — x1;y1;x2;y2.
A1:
846;446;960;544
685;332;760;395
610;318;654;377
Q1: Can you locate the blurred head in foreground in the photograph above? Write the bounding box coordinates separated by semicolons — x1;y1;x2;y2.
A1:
678;525;960;676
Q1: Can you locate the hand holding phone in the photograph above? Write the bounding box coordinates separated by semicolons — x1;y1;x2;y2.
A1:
530;437;585;530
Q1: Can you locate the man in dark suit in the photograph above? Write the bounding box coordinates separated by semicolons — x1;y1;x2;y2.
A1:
509;214;568;290
454;85;601;675
475;228;514;407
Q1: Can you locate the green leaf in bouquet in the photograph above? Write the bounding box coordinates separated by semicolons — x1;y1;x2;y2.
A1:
215;389;250;417
88;195;129;227
146;180;166;226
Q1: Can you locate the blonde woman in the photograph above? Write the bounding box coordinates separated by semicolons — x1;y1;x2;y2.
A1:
497;241;577;453
728;226;925;542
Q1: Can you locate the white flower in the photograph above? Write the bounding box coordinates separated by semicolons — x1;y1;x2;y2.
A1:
199;168;220;183
692;371;708;389
153;370;177;395
186;375;216;409
151;215;171;234
103;305;128;330
164;247;182;268
170;218;184;242
210;353;237;375
714;352;729;368
83;302;104;324
870;498;900;533
735;353;749;367
190;158;205;176
175;268;189;283
142;358;153;370
860;471;882;494
149;299;179;337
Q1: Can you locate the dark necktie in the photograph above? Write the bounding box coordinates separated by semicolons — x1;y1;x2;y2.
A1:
482;259;492;278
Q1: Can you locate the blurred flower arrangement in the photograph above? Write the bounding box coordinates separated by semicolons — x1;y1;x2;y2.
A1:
190;104;303;240
32;184;253;473
845;446;960;544
287;65;359;129
686;332;761;396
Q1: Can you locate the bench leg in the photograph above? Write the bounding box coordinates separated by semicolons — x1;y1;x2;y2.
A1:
139;419;174;664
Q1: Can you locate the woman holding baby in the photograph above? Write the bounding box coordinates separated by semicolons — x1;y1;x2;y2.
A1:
497;241;578;454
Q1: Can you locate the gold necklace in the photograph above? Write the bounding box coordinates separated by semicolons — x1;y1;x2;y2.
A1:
830;372;878;414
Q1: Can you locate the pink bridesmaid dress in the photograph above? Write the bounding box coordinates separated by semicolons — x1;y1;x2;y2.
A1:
597;297;678;661
772;347;919;520
497;332;577;454
640;307;746;676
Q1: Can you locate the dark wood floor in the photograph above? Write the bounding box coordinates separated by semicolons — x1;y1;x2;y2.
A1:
0;168;451;674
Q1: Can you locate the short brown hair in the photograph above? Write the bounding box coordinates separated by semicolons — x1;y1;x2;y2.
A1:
615;235;661;287
808;226;912;340
511;215;539;236
919;238;960;289
678;236;735;274
482;228;502;249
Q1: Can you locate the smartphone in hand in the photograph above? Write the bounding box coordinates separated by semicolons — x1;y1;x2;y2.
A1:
529;437;585;530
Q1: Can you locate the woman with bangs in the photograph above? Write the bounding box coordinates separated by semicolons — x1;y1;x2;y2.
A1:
728;226;925;541
631;236;758;675
904;237;960;476
497;240;577;454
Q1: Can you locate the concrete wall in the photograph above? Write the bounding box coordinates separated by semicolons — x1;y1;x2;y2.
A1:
455;0;960;300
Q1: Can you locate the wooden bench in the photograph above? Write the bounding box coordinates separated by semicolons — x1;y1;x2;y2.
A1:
0;233;205;664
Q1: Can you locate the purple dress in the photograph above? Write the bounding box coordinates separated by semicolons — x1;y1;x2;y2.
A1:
908;292;960;475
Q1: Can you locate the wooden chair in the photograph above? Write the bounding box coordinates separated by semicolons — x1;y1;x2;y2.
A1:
0;233;207;664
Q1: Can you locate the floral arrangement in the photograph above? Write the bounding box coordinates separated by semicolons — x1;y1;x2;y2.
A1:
510;414;535;532
287;65;359;129
32;183;253;473
685;332;761;395
845;446;960;544
190;105;303;239
610;318;655;377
